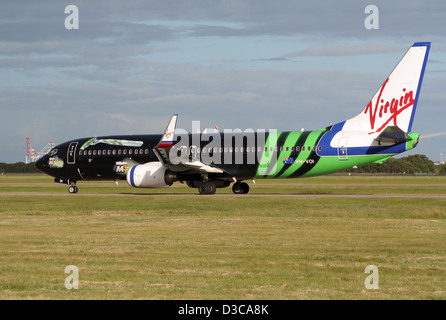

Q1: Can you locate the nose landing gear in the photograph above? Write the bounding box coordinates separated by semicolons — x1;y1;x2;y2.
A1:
55;178;78;194
68;184;78;194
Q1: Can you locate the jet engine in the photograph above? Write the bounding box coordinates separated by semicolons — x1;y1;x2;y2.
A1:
127;162;177;188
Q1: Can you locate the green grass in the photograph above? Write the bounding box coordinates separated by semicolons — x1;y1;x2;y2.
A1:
0;174;445;299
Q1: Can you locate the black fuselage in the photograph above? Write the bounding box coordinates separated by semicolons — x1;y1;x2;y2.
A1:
35;132;271;182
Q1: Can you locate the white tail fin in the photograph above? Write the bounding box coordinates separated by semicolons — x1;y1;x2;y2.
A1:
340;42;430;134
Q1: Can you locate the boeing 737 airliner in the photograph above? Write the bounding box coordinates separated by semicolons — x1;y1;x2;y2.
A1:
36;42;430;194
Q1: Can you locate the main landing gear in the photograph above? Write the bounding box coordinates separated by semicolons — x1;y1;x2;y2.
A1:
197;181;250;195
232;181;249;194
198;182;217;195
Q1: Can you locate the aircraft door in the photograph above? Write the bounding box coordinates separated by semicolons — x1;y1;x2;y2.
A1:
190;145;198;160
67;142;78;164
337;137;348;160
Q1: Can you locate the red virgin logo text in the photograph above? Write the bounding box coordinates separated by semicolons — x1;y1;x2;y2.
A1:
364;78;415;134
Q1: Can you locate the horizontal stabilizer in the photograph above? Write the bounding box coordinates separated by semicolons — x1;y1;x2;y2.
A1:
374;126;412;145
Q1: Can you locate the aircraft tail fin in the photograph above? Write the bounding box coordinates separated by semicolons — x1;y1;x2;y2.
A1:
336;42;430;134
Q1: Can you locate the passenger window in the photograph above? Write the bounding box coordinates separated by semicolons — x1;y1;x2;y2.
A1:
145;149;149;154
107;150;111;155
123;149;127;155
93;150;97;155
98;150;102;155
88;150;92;155
318;146;322;151
118;149;122;155
112;150;116;155
302;147;305;151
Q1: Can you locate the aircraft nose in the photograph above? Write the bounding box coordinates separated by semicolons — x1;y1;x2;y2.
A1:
35;155;48;173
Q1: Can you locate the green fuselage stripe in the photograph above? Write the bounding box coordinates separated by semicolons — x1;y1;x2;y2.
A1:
281;130;325;178
253;128;408;179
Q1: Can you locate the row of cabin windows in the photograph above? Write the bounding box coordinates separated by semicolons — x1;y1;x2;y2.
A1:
198;146;323;153
78;146;322;157
79;149;150;156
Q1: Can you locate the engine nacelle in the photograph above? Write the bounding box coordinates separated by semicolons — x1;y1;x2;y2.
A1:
127;162;177;188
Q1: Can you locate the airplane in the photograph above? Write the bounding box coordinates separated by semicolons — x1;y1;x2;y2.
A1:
36;42;431;195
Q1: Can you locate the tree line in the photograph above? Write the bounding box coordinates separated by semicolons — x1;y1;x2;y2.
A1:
347;154;446;175
0;162;40;174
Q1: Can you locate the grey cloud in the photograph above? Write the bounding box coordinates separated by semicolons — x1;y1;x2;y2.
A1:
283;43;403;58
3;1;446;41
0;19;176;46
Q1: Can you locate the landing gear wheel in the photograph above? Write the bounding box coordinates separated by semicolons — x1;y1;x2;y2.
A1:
68;185;78;194
198;182;216;195
232;182;249;194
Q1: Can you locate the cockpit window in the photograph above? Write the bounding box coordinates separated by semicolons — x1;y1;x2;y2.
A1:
48;149;58;156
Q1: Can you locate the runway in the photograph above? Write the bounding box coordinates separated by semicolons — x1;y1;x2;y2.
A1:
1;192;446;199
1;176;445;199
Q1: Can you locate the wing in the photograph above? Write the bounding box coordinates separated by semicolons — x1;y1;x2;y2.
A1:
153;114;224;174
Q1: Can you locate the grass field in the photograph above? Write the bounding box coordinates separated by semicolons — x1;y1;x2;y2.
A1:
0;174;445;299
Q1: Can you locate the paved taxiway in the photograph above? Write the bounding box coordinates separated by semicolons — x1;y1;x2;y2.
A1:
1;192;446;199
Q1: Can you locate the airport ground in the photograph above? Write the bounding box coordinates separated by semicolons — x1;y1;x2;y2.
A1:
0;174;445;299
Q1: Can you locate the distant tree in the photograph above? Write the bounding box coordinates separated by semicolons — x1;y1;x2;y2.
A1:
438;164;446;176
0;162;40;174
347;154;436;175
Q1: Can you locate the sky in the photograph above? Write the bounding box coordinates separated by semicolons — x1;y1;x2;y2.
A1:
1;0;446;163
